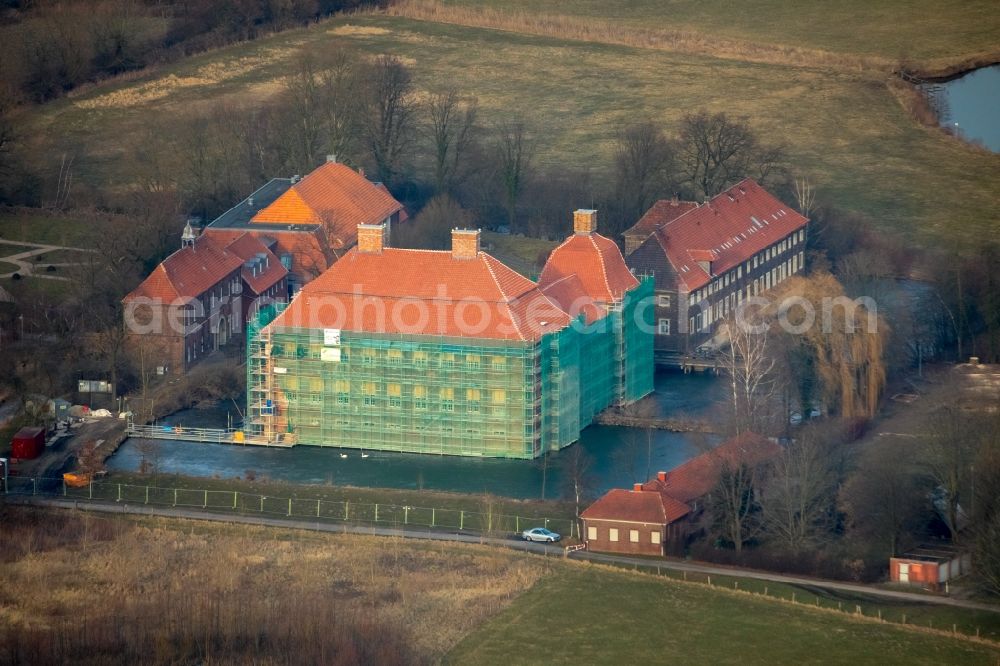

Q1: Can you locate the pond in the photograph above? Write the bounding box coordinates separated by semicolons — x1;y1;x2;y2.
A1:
930;64;1000;152
108;371;727;499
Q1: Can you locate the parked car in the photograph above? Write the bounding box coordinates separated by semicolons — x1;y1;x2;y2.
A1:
521;527;561;542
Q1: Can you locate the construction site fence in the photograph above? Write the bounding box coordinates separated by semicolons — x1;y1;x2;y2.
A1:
3;477;580;539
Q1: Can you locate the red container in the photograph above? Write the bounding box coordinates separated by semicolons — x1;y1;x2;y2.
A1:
11;426;45;460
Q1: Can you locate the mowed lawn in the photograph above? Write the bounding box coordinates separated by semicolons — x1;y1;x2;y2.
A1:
448;567;1000;665
15;15;1000;250
429;0;1000;64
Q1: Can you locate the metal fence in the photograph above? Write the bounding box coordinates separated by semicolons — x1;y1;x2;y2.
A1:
3;476;579;539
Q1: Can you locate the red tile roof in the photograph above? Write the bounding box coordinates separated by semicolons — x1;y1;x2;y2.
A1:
203;227;336;280
539;232;638;304
624;199;699;240
539;273;605;325
251;162;404;249
124;235;243;302
642;432;782;503
650;179;808;292
581;488;690;525
269;247;572;341
223;233;288;296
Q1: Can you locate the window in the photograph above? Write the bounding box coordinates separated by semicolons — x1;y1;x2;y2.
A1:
492;389;506;404
466;354;480;369
441;387;454;411
491;355;506;370
362;351;375;365
441;353;455;367
587;526;597;540
651;531;661;544
414;351;428;367
388;383;401;408
629;530;639;543
609;528;619;542
467;388;481;412
657;293;671;308
362;382;376;406
414;385;427;410
388;349;402;365
658;318;671;335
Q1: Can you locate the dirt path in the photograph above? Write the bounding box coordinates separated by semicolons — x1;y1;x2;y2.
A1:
0;239;96;280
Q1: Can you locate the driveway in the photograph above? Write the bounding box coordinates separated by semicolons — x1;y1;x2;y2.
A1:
0;239;96;280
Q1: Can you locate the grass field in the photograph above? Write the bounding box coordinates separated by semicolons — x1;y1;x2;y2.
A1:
424;0;1000;65
14;13;999;252
449;567;1000;665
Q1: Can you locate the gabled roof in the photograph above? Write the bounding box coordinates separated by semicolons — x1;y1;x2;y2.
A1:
124;235;243;302
224;233;288;296
649;179;808;292
581;488;690;525
539;232;638;304
203;227;335;280
539;274;604;325
623;199;699;241
269;247;572;341
251;161;404;248
642;432;782;503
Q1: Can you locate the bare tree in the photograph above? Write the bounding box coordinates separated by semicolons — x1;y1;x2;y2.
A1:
722;313;779;437
611;121;677;234
426;88;479;194
493;120;533;234
282;52;327;173
760;429;839;552
708;459;767;553
793;177;816;219
677;110;784;198
394;194;471;251
840;440;928;557
362;55;416;186
559;444;597;529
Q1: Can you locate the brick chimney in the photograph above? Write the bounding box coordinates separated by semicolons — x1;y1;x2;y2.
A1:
357;223;387;254
633;482;643;492
451;228;480;260
573;209;597;235
657;471;667;482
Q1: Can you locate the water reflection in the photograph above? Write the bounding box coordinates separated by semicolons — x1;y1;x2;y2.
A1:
109;371;724;499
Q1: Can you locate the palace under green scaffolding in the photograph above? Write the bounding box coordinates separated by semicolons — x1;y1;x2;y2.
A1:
246;214;654;459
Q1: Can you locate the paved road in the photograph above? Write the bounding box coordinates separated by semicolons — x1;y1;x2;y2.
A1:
9;496;999;614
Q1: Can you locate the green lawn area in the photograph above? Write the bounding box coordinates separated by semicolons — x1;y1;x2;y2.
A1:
448;566;1000;665
15;15;999;253
430;0;1000;64
0;208;109;248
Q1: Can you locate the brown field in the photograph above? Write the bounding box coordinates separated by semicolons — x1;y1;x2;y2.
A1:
0;506;546;664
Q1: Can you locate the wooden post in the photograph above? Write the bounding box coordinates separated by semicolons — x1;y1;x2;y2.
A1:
375;504;379;523
204;490;208;508
145;486;149;505
516;515;519;532
63;481;67;496
460;510;465;530
404;506;409;524
173;488;177;507
89;480;93;500
316;499;320;518
344;501;349;521
117;484;121;502
260;496;264;512
792;593;796;603
287;498;292;516
233;492;238;510
32;478;37;495
707;576;711;586
431;508;435;527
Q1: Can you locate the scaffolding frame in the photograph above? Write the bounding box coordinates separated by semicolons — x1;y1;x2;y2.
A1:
245;277;655;459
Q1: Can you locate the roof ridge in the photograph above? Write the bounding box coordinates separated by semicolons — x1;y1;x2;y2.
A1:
481;252;512;302
588;234;613;300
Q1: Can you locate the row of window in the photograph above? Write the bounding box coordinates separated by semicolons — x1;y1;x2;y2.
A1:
686;252;805;333
587;526;661;545
687;229;805;307
273;346;515;370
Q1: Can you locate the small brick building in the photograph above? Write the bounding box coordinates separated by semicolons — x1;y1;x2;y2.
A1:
582;433;782;556
581;486;691;556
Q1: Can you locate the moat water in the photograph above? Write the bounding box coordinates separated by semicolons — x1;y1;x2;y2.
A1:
108;371;725;499
931;64;1000;152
